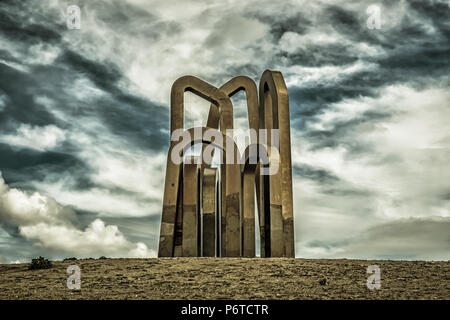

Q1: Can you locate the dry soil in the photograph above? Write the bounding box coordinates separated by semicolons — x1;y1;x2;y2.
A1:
0;258;448;299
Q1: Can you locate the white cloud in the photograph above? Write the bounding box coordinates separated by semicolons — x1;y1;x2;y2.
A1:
28;78;167;218
284;61;378;88
0;184;76;227
29;127;167;217
0;172;155;258
27;43;61;65
293;85;450;259
33;180;162;218
297;86;450;217
20;219;153;258
0;34;61;67
0;124;66;151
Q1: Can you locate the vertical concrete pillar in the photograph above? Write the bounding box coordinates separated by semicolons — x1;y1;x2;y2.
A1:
173;167;184;257
182;156;200;257
259;70;295;257
242;162;256;257
202;167;217;257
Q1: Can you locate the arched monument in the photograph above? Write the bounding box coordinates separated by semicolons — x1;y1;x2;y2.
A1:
158;70;294;258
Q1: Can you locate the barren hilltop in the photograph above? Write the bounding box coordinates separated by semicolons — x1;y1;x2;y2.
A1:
0;258;448;300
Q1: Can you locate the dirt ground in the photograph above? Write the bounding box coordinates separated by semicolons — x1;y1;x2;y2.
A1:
0;258;448;300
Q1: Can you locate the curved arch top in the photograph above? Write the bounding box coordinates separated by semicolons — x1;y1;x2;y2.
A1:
259;69;294;257
159;126;242;257
206;76;259;140
170;75;233;133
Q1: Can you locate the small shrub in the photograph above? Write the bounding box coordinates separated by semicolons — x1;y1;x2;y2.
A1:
99;256;107;260
63;257;77;261
29;256;52;270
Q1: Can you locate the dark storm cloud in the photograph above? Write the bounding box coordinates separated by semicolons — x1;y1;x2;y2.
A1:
246;5;312;41
0;2;62;45
377;46;450;81
0;64;60;130
56;50;170;150
1;44;168;150
293;162;374;202
289;74;380;115
284;0;449;166
96;94;169;151
33;61;167;155
409;0;450;37
304;111;392;152
293;163;340;184
373;1;449;81
281;45;360;67
0;0;170;149
275;1;449;108
0;141;96;194
99;216;161;251
305;239;349;252
268;13;311;41
0;0;449;262
57;50;123;93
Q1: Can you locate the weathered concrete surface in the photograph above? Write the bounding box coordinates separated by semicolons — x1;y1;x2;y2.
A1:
202;167;217;257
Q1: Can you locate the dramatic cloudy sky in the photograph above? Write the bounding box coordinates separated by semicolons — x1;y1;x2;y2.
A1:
0;0;449;263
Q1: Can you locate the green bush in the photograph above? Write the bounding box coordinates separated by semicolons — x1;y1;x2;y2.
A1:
29;256;53;270
63;257;77;261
